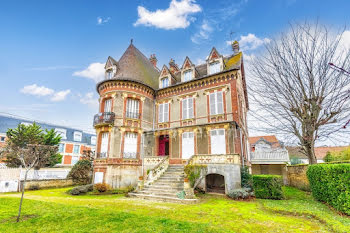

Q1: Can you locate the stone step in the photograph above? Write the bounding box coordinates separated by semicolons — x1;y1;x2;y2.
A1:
142;188;184;193
137;190;180;197
145;184;184;189
128;193;197;204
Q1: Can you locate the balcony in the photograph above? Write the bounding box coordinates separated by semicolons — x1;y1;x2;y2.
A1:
93;112;115;127
250;150;290;164
125;111;141;119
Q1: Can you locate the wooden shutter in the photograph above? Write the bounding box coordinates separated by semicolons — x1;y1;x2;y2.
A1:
210;129;226;154
159;104;164;123
217;92;224;114
182;132;194;159
182;99;187;119
164;103;169;122
188;98;193;118
210;93;216;115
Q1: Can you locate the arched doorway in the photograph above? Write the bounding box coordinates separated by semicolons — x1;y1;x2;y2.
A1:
206;174;225;194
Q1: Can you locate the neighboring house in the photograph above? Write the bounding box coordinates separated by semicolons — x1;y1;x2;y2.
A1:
93;40;249;197
249;135;290;180
287;146;348;164
0;114;96;166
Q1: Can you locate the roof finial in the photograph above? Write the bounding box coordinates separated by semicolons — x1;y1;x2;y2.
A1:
131;39;133;44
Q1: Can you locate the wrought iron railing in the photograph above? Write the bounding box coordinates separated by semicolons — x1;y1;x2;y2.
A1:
96;152;108;159
93;112;115;126
123;152;139;159
125;111;141;119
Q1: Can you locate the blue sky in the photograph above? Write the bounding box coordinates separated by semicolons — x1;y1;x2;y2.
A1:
0;0;349;134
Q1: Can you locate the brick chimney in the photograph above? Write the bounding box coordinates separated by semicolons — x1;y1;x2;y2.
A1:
149;54;157;68
232;41;240;54
169;58;179;73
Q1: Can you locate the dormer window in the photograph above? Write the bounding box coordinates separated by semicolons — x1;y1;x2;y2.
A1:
106;70;114;79
73;131;82;142
55;128;67;140
161;77;169;88
184;70;192;81
209;62;221;75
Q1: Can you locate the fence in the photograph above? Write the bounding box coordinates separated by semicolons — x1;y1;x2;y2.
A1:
20;169;70;180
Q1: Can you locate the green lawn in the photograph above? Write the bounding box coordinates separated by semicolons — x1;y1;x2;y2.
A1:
0;187;349;233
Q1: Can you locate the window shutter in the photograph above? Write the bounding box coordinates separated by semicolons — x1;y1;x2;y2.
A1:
159;104;163;123
209;93;216;115
217;92;224;114
182;99;187;119
164;103;169;122
188;98;193;118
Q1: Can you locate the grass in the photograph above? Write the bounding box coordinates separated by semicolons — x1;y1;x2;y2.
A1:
0;186;348;233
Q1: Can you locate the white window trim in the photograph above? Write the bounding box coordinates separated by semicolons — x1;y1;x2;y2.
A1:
126;98;140;119
210;129;226;154
55;128;67;140
73;131;82;142
100;132;109;158
91;136;97;145
161;77;169;88
58;143;65;153
183;70;192;82
123;132;138;159
73;145;80;154
104;99;112;113
208;61;221;75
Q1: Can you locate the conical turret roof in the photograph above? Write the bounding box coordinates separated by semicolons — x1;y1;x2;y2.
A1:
114;43;159;89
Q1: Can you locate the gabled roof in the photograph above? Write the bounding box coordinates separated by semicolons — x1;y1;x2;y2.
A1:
207;47;221;61
181;56;194;70
105;56;118;69
114;43;159;89
160;65;176;81
249;135;281;148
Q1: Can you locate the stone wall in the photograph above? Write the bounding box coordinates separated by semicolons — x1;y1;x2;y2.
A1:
24;179;73;190
286;165;310;191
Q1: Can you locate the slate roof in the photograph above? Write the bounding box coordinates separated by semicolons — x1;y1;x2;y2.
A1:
113;43;160;89
0;114;96;146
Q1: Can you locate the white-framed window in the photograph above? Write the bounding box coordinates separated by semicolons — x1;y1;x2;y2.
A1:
158;103;169;123
100;132;109;158
126;98;140;119
209;62;221;75
94;172;104;184
73;131;82;142
210;129;226;154
71;156;79;165
106;70;114;79
58;143;65;153
183;70;192;81
73;145;80;154
91;136;96;145
182;98;194;120
182;132;194;159
161;77;169;88
209;91;224;115
104;99;112;113
123;132;138;159
55;128;67;140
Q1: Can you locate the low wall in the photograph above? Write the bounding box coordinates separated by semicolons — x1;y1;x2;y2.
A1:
24;179;74;190
287;165;310;191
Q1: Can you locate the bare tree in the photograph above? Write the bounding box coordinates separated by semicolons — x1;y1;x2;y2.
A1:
249;22;350;164
8;144;57;222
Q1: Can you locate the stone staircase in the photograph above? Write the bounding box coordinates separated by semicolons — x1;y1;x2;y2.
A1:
129;165;197;203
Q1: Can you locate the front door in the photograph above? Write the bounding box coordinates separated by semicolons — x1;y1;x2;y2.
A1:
182;132;194;159
158;135;169;156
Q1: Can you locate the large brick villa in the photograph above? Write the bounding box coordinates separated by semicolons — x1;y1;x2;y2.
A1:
93;40;251;200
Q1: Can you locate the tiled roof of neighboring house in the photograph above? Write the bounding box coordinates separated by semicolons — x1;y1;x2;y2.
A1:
113;43;160;89
286;146;349;160
249;135;281;148
0;114;96;146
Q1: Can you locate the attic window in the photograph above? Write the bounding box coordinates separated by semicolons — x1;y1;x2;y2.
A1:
209;62;221;75
55;128;67;140
161;77;169;88
183;70;192;82
73;131;82;142
106;70;114;79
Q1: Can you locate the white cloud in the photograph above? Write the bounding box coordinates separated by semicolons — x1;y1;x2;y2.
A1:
20;84;54;96
191;20;213;44
50;90;71;102
20;84;70;102
227;33;271;51
73;62;105;83
134;0;201;30
80;92;98;109
97;16;111;25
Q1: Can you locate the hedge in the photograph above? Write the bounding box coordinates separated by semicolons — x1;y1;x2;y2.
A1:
307;164;350;215
252;175;284;200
